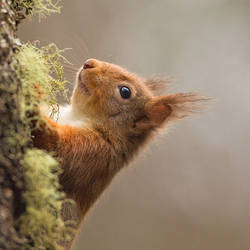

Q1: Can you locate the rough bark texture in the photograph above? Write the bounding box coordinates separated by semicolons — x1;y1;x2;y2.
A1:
0;0;29;248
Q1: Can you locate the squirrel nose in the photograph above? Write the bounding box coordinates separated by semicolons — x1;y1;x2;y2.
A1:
83;59;97;69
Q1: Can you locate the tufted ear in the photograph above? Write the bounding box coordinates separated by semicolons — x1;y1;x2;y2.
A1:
144;76;172;94
136;93;208;129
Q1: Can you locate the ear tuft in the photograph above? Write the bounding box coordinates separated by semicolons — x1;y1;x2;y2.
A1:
144;76;172;95
141;93;211;128
162;93;211;120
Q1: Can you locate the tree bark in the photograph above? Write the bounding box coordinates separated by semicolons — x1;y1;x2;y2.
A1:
0;0;30;248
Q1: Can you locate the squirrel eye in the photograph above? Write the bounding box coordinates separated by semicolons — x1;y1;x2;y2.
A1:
119;86;131;99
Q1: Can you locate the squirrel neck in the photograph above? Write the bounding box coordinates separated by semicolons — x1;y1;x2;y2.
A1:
58;104;153;219
92;123;153;166
68;103;153;162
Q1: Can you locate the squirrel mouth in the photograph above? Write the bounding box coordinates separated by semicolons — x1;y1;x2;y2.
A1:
80;81;90;95
78;73;90;95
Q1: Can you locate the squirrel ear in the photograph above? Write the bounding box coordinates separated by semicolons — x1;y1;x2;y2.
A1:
144;97;172;126
136;93;209;129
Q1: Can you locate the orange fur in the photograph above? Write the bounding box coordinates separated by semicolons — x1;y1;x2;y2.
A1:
32;58;208;248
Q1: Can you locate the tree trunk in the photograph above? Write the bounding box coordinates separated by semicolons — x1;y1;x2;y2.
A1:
0;0;30;248
0;0;68;248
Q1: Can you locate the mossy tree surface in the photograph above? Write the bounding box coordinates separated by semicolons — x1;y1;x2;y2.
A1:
0;0;27;248
0;0;71;249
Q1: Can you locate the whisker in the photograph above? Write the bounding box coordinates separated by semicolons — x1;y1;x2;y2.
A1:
105;54;114;64
72;33;90;58
61;61;79;70
65;32;90;66
63;65;78;72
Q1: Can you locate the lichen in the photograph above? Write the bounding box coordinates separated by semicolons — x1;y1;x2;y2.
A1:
12;0;61;22
19;149;71;249
0;0;73;248
15;42;74;248
16;42;69;121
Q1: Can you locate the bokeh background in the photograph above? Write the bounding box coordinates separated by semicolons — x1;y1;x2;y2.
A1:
18;1;250;249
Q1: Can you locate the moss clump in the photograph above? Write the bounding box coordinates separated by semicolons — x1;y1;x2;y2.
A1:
16;42;69;121
15;42;73;248
19;149;71;249
12;0;61;22
0;0;73;248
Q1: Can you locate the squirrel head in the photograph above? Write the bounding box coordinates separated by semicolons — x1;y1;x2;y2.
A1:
71;58;207;136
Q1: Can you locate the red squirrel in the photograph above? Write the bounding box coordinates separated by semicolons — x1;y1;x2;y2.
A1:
32;58;207;247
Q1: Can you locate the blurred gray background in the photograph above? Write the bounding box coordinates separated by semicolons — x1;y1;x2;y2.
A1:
18;1;250;249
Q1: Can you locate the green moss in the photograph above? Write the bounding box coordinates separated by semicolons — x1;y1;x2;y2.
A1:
16;42;69;121
12;0;61;21
15;42;74;248
19;149;71;249
4;0;75;248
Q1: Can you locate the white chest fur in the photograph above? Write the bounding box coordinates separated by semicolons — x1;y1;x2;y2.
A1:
58;105;88;128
